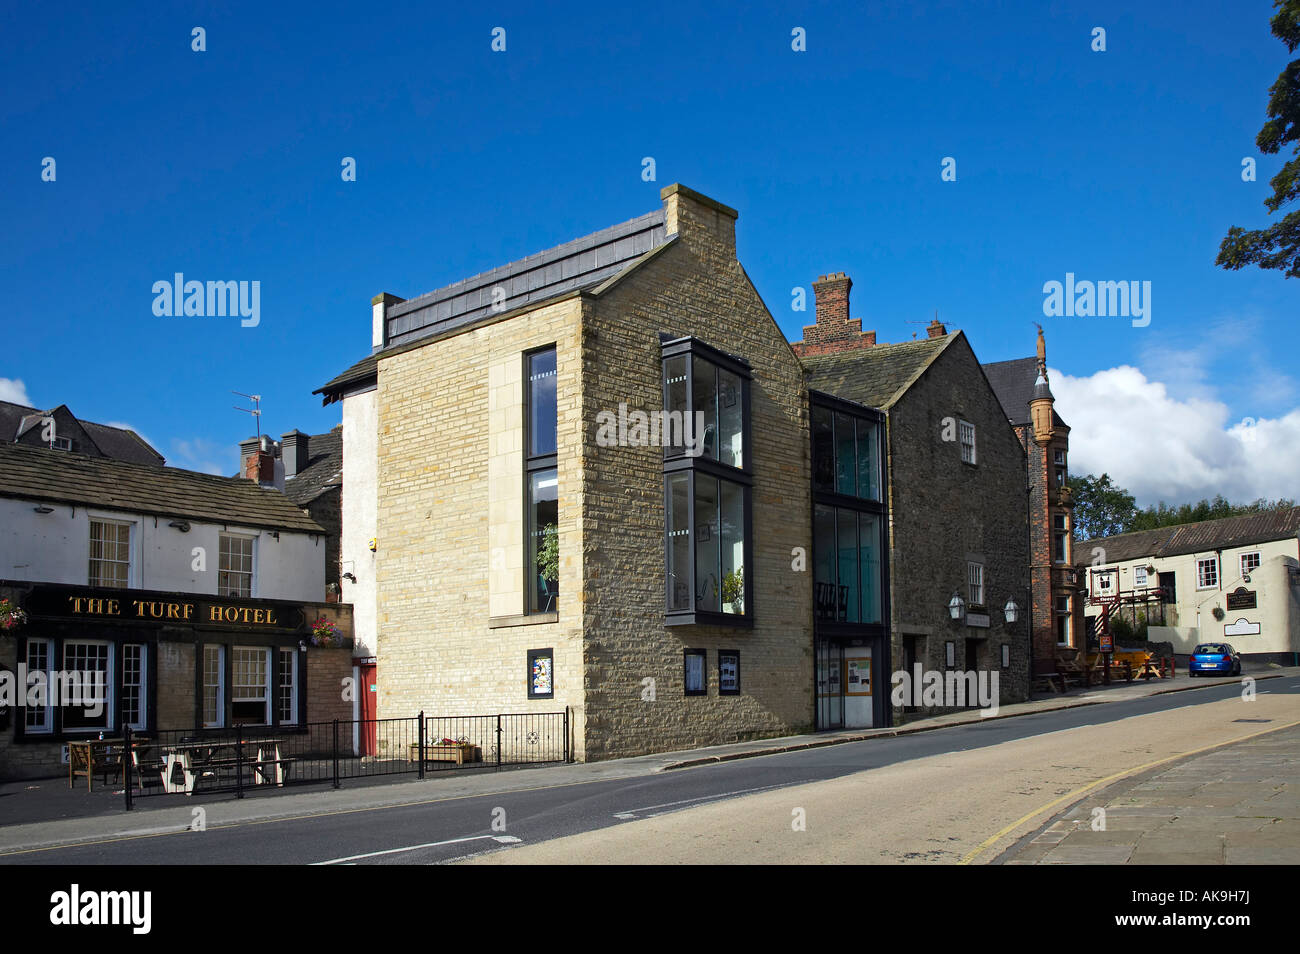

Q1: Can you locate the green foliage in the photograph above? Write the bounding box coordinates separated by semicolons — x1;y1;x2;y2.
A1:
537;523;559;583
1070;472;1296;540
1217;1;1300;278
1067;473;1137;540
721;566;744;609
1130;496;1297;531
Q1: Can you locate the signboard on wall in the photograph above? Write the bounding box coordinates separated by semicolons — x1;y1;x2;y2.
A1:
1227;588;1257;611
845;656;872;696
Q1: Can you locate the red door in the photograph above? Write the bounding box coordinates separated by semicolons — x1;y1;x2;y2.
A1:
359;662;378;756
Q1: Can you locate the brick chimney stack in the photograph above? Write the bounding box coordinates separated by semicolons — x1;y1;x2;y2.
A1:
927;318;948;339
792;273;877;357
243;436;276;485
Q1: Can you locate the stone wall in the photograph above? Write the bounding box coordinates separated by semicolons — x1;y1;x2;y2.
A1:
578;186;813;759
886;335;1031;718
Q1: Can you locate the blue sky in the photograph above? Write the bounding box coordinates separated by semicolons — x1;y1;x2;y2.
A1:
1;1;1295;506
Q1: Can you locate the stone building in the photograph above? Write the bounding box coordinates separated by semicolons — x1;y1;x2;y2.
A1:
1;400;164;465
0;440;351;779
319;185;812;760
319;186;1034;758
983;331;1081;680
797;277;1033;722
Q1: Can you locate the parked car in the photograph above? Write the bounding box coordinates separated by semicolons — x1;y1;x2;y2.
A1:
1188;642;1241;677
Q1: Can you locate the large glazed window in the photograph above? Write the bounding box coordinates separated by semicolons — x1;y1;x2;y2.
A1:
811;408;880;502
813;505;883;624
662;337;753;627
526;347;559;614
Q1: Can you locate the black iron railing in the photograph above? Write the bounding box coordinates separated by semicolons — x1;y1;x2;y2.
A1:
122;708;570;809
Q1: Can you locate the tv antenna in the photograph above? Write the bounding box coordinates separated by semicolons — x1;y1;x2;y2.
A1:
232;391;263;439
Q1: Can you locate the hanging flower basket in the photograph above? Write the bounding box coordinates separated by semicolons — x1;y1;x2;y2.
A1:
310;617;340;647
0;598;27;631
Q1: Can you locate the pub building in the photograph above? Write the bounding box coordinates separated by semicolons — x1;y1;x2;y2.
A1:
0;440;352;779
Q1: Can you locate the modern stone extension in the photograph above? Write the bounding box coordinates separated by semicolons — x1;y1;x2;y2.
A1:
319;184;1033;760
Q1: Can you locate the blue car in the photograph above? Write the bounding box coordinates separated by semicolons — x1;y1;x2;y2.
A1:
1188;642;1241;677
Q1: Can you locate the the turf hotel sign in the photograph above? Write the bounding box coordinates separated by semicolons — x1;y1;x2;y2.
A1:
21;585;305;632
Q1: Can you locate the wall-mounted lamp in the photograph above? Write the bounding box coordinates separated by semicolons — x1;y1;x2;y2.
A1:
1003;598;1020;624
33;505;54;514
342;572;357;583
947;593;966;621
298;640;308;653
269;531;280;541
168;520;191;532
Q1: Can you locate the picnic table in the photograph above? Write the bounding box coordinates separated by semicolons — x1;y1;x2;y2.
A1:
155;738;293;795
68;737;148;791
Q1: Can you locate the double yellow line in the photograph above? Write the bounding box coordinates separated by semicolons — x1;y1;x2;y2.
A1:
959;718;1300;865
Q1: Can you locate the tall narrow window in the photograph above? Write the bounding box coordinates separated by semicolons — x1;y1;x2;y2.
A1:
278;648;298;725
122;644;147;731
219;534;255;597
1056;596;1072;645
526;347;559;613
959;420;977;465
1053;514;1069;563
24;639;52;733
968;562;985;607
89;519;131;588
203;645;225;728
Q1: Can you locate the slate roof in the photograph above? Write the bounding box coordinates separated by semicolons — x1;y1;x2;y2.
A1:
1079;507;1300;564
317;209;670;403
0;442;325;534
801;335;955;408
982;357;1068;428
0;401;164;466
283;429;342;506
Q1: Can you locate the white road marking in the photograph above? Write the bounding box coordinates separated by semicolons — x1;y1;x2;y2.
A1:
314;834;520;865
611;784;788;819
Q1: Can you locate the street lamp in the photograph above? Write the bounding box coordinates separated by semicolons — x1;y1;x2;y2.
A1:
947;593;966;621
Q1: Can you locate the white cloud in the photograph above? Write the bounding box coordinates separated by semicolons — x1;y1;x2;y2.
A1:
1052;364;1300;507
170;437;230;476
0;377;32;406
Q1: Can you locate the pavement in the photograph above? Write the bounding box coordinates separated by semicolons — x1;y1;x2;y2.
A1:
0;663;1293;856
998;721;1300;865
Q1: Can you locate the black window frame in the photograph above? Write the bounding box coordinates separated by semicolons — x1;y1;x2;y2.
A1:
683;648;707;696
661;337;754;628
809;392;889;633
718;649;741;695
524;346;559;616
527;648;554;700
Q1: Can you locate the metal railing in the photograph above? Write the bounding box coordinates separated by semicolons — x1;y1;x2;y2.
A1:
122;708;570;809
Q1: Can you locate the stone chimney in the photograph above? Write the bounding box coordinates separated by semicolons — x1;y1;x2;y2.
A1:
660;183;737;254
281;429;310;477
372;292;406;353
791;273;877;357
927;318;947;338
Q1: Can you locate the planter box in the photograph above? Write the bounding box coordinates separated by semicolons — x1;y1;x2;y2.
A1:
408;743;480;766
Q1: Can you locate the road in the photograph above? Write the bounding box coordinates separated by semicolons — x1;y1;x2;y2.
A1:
3;677;1296;865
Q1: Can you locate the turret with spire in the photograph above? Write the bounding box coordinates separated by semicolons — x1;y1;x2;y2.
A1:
1029;324;1055;447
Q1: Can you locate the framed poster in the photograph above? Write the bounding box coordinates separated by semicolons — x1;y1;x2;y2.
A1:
845;656;872;696
719;650;740;695
527;648;554;699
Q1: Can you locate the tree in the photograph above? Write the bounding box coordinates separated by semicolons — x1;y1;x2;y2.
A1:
1216;1;1300;277
1131;495;1297;530
1067;473;1137;540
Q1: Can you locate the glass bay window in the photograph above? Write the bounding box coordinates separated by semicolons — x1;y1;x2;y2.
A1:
662;337;752;626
